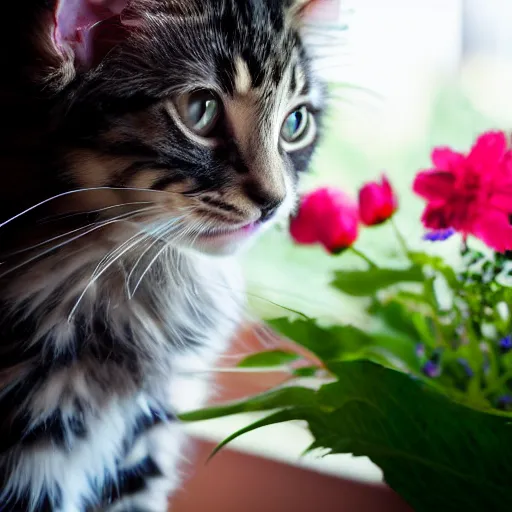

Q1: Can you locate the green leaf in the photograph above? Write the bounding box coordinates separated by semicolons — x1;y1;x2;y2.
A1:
370;299;421;340
184;360;512;511
313;361;512;512
331;266;424;297
268;316;419;373
410;312;436;346
179;386;317;422
292;366;319;377
268;317;372;362
237;350;299;368
409;251;459;288
207;408;315;461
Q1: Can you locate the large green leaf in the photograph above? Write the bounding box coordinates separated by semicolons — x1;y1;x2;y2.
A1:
312;361;512;512
267;317;372;361
185;360;512;511
237;350;300;368
331;266;424;297
268;316;418;372
179;386;317;422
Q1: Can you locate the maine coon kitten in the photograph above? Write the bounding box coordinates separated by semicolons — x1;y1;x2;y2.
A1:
0;0;324;510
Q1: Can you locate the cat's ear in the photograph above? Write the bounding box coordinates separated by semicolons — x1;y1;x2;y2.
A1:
286;0;321;20
52;0;130;71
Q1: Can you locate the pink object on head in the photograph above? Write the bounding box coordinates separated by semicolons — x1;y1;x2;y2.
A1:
54;0;130;68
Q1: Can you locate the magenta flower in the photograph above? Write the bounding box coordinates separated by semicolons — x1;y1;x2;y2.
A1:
414;131;512;252
290;187;359;254
358;175;398;226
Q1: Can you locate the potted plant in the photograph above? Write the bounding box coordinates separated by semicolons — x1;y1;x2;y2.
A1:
181;131;512;512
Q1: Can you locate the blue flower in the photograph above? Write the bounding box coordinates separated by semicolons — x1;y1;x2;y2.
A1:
415;343;426;359
499;336;512;354
423;228;456;242
422;361;441;378
457;358;474;378
497;395;512;411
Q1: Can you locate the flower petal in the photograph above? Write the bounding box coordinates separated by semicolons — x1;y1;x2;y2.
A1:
472;210;512;252
431;148;464;169
489;189;512;211
467;131;508;169
413;170;454;201
421;204;453;230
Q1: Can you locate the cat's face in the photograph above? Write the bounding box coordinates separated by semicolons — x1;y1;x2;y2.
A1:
23;0;325;256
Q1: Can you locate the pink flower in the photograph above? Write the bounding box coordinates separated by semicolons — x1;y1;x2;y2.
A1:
358;175;398;226
413;131;512;252
290;187;359;254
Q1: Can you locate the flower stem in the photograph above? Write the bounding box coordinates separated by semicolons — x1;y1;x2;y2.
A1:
349;246;378;268
484;369;512;398
390;217;409;258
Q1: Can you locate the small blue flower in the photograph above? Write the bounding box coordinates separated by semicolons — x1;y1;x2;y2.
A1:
457;358;474;378
415;343;426;359
423;228;456;242
499;336;512;354
497;395;512;411
422;361;441;378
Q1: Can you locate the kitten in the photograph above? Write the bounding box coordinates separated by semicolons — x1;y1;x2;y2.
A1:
0;0;324;510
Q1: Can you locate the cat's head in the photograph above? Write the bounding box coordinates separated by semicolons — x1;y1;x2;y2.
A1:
4;0;325;256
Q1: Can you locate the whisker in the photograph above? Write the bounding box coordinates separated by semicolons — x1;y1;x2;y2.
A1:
0;207;159;280
126;220;182;299
128;217;192;298
38;201;155;225
68;232;150;321
70;209;193;318
4;206;158;257
91;231;149;285
0;186;174;230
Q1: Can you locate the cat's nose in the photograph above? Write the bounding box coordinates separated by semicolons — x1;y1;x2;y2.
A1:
260;203;280;222
244;181;285;222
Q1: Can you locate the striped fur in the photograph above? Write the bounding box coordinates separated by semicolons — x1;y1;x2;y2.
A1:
0;0;324;510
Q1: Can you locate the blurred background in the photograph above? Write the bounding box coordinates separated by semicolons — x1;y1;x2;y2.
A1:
176;1;512;510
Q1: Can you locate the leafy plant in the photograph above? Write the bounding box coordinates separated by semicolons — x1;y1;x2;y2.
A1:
181;132;512;511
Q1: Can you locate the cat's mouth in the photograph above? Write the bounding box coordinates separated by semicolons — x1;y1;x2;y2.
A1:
192;221;262;254
198;222;259;241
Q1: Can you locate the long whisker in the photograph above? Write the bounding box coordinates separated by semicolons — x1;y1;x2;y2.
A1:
67;232;151;321
0;186;173;230
91;231;149;283
4;206;158;257
125;219;182;299
0;207;159;279
38;201;155;225
128;217;192;298
69;211;190;318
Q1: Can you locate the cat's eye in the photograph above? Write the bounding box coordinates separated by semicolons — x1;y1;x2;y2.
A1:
281;106;310;143
178;90;222;137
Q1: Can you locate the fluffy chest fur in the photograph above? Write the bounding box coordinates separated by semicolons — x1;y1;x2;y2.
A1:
0;244;243;511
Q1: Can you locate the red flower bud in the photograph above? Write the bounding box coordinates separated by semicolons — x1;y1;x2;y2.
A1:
358;175;398;226
290;187;359;254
